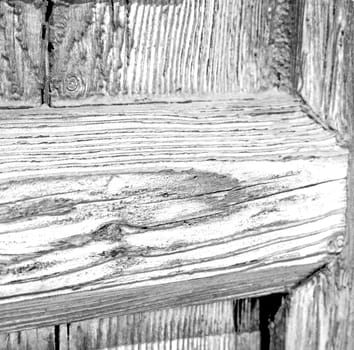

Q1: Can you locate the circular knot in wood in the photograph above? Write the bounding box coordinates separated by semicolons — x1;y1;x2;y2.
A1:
64;73;86;97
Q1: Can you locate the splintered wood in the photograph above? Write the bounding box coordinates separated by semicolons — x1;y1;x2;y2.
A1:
0;1;45;107
0;92;348;332
48;0;294;105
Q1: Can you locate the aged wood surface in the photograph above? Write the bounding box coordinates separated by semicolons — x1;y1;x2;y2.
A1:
295;0;348;142
285;262;352;350
48;0;294;106
58;299;259;350
0;92;347;332
285;0;354;348
0;326;55;350
0;299;260;350
0;0;45;107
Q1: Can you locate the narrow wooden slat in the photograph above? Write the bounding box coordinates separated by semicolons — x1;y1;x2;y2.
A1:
53;299;259;350
285;1;354;348
48;0;295;106
0;92;347;332
285;263;351;350
0;0;45;107
0;327;55;350
295;0;348;141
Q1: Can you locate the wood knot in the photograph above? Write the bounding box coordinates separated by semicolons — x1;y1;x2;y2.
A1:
63;73;86;97
327;235;345;254
93;223;124;242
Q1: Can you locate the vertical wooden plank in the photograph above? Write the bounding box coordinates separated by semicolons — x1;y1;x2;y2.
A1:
285;263;352;350
344;0;354;347
48;0;295;106
54;299;260;349
0;0;45;107
49;0;117;104
0;328;55;350
295;0;348;142
59;324;69;350
286;0;354;349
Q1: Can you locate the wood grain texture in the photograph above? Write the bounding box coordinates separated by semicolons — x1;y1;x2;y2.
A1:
0;0;45;107
58;299;259;350
285;262;351;350
285;1;354;348
48;0;295;106
0;327;55;350
0;92;347;332
294;0;348;142
0;299;260;350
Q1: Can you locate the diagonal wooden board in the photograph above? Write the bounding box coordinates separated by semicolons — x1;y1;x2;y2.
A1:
0;92;348;332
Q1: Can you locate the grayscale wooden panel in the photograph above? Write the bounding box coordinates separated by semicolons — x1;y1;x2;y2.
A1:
0;1;45;107
59;300;260;350
48;0;294;106
0;327;55;350
295;0;348;141
0;92;347;332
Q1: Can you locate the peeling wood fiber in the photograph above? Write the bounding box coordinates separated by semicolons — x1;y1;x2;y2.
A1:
0;92;348;332
48;0;296;106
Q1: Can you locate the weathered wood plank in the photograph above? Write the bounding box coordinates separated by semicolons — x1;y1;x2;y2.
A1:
295;0;348;142
57;300;260;350
0;327;55;350
285;0;354;348
0;92;347;332
285;262;351;350
48;0;295;106
0;299;260;350
0;0;45;107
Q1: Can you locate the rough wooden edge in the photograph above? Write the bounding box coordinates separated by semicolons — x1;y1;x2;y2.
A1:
344;0;354;346
285;1;354;348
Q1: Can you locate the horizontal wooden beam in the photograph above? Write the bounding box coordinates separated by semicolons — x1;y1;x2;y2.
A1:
0;92;347;332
